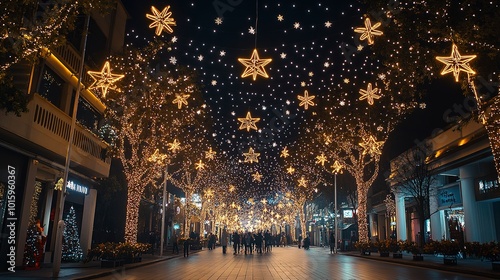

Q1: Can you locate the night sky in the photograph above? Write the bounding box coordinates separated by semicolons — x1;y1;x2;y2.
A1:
119;0;467;198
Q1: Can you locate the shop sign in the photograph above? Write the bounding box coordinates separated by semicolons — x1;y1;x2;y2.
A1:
438;185;461;208
67;180;88;195
343;209;353;218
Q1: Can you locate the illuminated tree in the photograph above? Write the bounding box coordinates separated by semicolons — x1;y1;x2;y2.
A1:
62;206;83;262
0;0;111;114
362;0;500;182
103;39;206;243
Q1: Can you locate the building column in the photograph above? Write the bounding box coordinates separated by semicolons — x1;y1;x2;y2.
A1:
369;213;377;242
15;159;38;267
460;164;495;242
395;192;407;241
429;185;444;241
80;189;97;258
377;213;386;240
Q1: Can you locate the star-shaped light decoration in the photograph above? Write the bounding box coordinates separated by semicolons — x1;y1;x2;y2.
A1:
238;49;272;81
87;61;124;98
436;44;476;82
261;198;267;205
205;147;216;160
252;171;263;182
280;147;290;158
146;6;176;36
354;17;383;45
215;17;223;25
325;21;332;28
167;139;181;153
359;135;384;157
195;160;205;170
172;93;190;109
243;147;260;163
359;83;381;105
54;178;64;191
238;111;260;132
293;22;300;29
280;52;287;59
316;153;328;166
298;90;316;110
148;149;167;163
298;177;307;188
287;166;295;174
331;160;343;174
277;14;284;21
229;185;236;192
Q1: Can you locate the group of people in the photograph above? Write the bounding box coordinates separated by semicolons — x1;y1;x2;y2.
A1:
231;230;291;255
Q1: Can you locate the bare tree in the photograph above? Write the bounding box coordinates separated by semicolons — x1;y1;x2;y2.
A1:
387;142;435;247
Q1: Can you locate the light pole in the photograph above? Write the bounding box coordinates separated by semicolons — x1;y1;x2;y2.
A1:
331;160;343;254
53;14;90;278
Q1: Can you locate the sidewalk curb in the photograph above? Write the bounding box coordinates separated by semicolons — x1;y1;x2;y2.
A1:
344;252;499;279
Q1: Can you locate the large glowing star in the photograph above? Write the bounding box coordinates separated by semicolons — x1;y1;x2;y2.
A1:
146;6;176;36
252;171;263;182
280;147;290;158
354;17;383;45
238;49;272;80
195;160;205;170
316;153;328;166
172;93;190;109
359;83;381;105
298;90;315;110
148;149;167;163
243;147;260;163
287;166;295;174
331;160;343;174
359;135;384;156
87;61;124;98
205;147;216;160
436;44;476;82
167;139;181;153
298;177;307;187
238;111;260;131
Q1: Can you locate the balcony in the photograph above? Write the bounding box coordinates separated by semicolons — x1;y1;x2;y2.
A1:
0;94;111;178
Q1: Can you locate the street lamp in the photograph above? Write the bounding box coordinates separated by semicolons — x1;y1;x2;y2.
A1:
331;160;343;254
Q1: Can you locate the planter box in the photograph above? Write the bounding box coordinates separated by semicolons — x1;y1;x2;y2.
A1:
412;255;424;261
443;255;457;265
492;262;500;271
123;257;142;264
361;250;371;256
393;253;403;259
379;252;390;257
101;259;123;268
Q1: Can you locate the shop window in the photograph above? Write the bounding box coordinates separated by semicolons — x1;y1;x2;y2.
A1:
68;92;102;134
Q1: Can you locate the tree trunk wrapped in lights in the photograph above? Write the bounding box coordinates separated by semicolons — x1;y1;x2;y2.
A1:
102;39;205;243
485;94;500;183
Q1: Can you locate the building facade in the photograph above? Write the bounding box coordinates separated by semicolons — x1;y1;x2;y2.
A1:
0;2;128;270
372;118;500;244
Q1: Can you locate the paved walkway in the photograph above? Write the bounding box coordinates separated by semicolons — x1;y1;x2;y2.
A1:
1;247;499;279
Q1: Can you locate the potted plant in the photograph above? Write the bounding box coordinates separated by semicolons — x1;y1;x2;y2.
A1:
354;241;373;255
389;239;403;259
402;240;423;261
478;241;500;271
439;240;461;265
375;240;390;257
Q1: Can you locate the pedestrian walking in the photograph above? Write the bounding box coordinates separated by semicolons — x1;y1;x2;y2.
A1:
184;238;190;257
221;228;228;254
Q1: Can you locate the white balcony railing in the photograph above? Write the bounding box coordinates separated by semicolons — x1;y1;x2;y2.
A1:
0;94;111;177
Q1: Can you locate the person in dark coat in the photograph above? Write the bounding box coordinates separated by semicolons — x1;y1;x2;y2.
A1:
232;231;240;254
184;238;190;257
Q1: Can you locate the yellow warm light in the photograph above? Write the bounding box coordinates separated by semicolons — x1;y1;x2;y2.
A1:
146;6;176;36
87;61;124;98
172;93;190;109
435;150;443;158
167;139;181;153
359;83;381;105
436;44;476;82
297;90;316;110
243;147;260;163
238;111;260;131
280;147;290;158
458;137;470;146
359;135;384;156
354;17;383;45
315;153;328;166
238;49;272;80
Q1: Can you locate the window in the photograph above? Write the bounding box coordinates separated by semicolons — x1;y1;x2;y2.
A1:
38;66;64;108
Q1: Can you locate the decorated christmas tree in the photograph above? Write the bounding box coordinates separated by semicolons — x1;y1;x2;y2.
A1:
23;223;41;269
62;206;83;262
